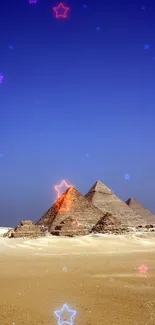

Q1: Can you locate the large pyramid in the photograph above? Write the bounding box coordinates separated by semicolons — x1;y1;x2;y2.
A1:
126;197;155;225
85;180;145;227
36;186;105;236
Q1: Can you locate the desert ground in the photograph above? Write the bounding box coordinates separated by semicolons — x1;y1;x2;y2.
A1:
0;232;155;325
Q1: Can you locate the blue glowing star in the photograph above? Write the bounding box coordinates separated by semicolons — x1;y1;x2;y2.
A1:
141;5;146;10
54;304;76;325
82;4;87;9
144;44;150;49
96;26;100;31
0;75;4;83
124;173;130;180
9;45;14;49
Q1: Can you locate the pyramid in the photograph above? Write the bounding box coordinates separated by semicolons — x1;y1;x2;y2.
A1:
4;220;46;238
36;187;105;236
85;180;145;227
91;212;128;234
126;197;155;225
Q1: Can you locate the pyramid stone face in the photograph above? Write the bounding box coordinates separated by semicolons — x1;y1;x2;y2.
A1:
85;181;145;227
126;197;155;225
36;187;105;236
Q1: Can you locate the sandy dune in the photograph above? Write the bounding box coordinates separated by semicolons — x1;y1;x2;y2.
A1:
0;233;155;325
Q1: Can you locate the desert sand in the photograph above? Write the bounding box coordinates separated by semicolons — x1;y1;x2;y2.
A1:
0;233;155;325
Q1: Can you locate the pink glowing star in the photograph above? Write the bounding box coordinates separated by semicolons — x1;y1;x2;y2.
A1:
53;2;69;18
54;180;72;199
0;75;4;83
138;264;149;273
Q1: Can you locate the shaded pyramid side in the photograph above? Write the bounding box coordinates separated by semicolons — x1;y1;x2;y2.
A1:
91;212;128;234
36;188;68;228
126;197;155;225
85;181;145;227
36;187;105;236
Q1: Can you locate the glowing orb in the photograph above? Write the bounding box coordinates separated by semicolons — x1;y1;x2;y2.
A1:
96;26;100;31
29;0;37;3
0;75;4;83
9;45;14;49
144;44;150;49
53;2;69;18
63;266;68;272
54;303;76;325
124;173;130;180
82;4;87;8
141;5;146;10
138;264;148;273
54;180;72;199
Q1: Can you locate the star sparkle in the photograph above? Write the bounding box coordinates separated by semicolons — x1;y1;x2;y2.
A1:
29;0;37;3
144;44;150;49
138;264;149;273
141;5;146;10
53;2;69;18
124;173;130;180
54;180;72;199
0;75;4;83
54;304;76;325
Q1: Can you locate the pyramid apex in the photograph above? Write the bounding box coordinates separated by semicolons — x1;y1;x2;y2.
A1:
125;197;137;204
87;180;112;195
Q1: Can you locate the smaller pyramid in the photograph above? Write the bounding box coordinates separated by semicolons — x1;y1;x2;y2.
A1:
4;220;46;238
126;197;155;225
36;187;105;236
85;180;145;227
91;212;128;234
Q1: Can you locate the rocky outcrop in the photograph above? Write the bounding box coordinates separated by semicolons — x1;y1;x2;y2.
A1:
3;220;47;238
85;181;145;227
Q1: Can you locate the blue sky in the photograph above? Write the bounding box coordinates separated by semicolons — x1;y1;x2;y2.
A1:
0;0;155;226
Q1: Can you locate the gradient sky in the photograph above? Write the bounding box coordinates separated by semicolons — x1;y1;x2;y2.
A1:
0;0;155;227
